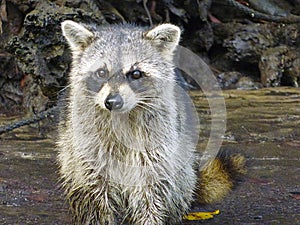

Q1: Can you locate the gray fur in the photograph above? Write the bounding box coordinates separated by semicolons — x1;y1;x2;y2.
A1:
58;21;197;225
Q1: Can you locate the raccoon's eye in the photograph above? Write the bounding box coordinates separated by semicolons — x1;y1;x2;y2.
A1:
95;68;107;78
127;70;144;80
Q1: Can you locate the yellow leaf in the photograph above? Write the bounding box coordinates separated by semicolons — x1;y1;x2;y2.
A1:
183;209;220;221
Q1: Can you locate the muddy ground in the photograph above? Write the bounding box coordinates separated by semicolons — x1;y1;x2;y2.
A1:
0;87;299;225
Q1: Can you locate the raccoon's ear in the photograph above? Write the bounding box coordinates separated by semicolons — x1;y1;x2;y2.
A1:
61;20;94;51
143;24;181;57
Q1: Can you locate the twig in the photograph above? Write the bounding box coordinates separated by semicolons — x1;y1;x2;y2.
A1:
143;0;153;27
0;106;58;135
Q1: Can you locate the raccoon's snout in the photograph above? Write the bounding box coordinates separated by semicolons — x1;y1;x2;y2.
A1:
105;93;124;111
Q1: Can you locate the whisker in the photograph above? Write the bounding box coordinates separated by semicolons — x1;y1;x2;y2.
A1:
136;101;160;113
58;84;72;94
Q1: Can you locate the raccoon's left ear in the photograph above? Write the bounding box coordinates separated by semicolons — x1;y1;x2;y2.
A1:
143;24;181;57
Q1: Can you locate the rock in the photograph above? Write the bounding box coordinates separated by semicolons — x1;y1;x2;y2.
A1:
0;52;23;115
1;0;300;116
223;24;275;64
259;45;300;87
5;0;107;115
216;72;261;90
193;22;214;51
236;76;261;90
216;71;242;89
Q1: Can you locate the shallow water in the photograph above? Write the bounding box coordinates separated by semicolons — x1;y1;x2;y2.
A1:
0;87;299;224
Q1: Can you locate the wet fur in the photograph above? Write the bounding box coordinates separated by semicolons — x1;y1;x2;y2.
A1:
58;21;245;225
58;21;195;225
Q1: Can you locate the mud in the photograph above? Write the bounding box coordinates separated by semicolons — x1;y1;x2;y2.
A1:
0;139;69;225
0;87;299;224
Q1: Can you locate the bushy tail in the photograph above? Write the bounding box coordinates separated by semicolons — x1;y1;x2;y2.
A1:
196;151;246;204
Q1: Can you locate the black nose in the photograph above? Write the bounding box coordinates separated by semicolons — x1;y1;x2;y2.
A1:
104;93;124;111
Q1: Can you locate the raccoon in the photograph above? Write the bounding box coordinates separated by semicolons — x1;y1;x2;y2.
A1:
57;20;245;225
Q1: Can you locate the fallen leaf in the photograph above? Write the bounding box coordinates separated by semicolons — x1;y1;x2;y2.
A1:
289;192;300;200
183;209;220;220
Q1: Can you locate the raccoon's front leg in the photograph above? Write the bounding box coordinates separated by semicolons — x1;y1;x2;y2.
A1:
73;201;116;225
68;187;116;225
126;185;176;225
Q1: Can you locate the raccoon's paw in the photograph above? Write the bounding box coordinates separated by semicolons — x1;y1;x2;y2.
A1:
196;151;246;204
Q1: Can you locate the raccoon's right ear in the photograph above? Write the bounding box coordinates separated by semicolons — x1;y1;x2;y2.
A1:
143;24;181;59
61;20;94;52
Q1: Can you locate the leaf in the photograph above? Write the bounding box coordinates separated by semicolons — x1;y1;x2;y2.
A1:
183;209;220;221
289;191;300;200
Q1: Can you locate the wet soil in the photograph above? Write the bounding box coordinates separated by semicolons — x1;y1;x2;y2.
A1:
0;87;299;224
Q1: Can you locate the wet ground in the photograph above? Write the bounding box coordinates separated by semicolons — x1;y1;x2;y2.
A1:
0;87;299;225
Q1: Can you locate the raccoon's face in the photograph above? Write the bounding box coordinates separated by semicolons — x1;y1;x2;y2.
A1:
84;60;158;113
62;21;181;113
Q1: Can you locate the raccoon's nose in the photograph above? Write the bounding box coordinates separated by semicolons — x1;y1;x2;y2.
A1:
104;93;124;111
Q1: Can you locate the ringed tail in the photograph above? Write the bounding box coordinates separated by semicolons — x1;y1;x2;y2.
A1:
197;151;247;204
